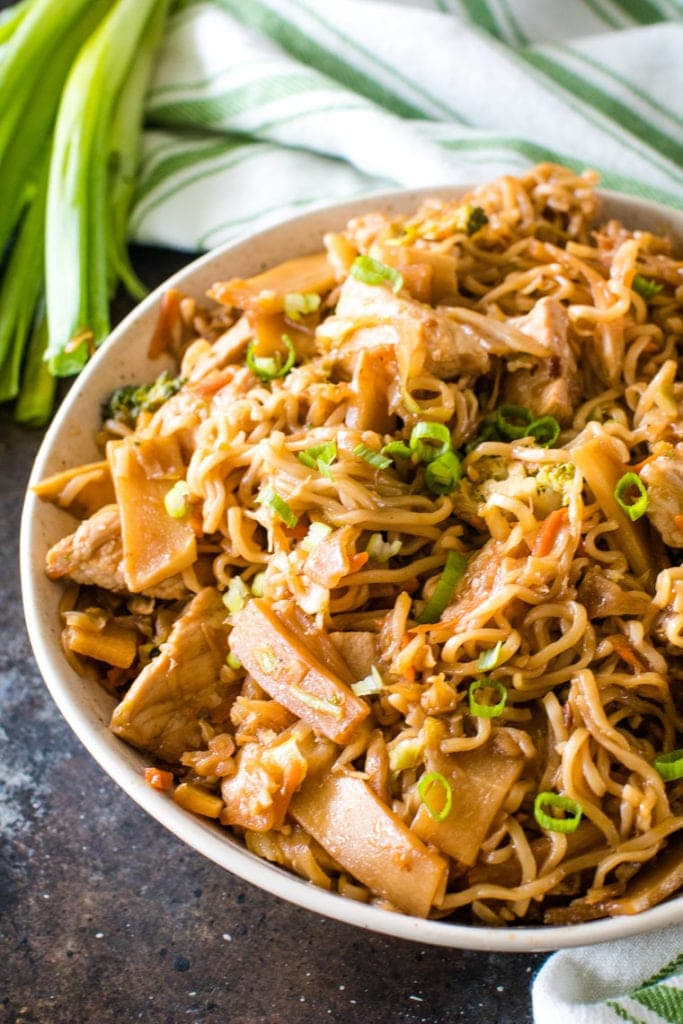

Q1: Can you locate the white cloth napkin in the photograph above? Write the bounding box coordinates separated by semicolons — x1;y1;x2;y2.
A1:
133;2;683;1018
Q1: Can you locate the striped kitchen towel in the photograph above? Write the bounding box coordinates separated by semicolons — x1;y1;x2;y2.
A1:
132;0;683;253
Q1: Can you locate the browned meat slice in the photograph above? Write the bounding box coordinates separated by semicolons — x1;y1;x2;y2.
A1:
503;298;580;424
329;631;377;681
229;599;369;744
110;588;229;761
221;731;308;832
577;568;651;618
345;345;396;433
334;276;491;379
640;445;683;547
45;504;187;600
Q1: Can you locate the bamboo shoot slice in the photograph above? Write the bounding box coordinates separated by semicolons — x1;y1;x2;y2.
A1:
209;252;335;314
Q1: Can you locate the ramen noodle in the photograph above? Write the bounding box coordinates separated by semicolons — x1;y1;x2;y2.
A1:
37;163;683;925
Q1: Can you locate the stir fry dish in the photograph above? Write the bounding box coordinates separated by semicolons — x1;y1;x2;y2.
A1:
36;163;683;926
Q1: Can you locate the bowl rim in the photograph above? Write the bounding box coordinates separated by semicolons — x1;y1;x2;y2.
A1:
20;184;683;953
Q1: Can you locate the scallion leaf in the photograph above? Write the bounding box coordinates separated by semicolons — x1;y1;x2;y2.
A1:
409;421;452;463
297;440;337;477
164;480;190;519
388;736;424;772
246;333;296;380
534;792;583;834
250;572;265;598
495;403;534;441
468;678;507;718
353;443;392;470
351;665;384;697
300;520;333;552
258;486;298;528
283;290;321;320
222;576;250;615
226;652;242;671
528;415;560;448
366;533;402;562
416;549;468;625
381;440;412;461
424;451;462;495
614;472;648;521
417;771;452;822
477;641;504;672
632;274;663;301
350;255;403;293
654;749;683;781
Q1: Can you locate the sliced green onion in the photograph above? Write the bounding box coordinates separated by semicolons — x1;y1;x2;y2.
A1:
163;480;190;519
283;290;321;320
495;403;534;441
226;652;242;671
416;549;468;625
425;451;462;495
350;254;403;293
654;749;683;781
409;421;452;463
300;520;333;552
417;771;453;822
468;678;508;718
222;576;250;615
351;665;384;697
250;572;265;598
258;486;298;527
465;419;497;454
534;792;583;834
246;333;296;380
528;416;560;448
614;472;649;522
297;440;337;477
366;533;402;562
389;736;424;772
632;274;663;301
353;443;392;470
477;641;504;672
381;440;412;461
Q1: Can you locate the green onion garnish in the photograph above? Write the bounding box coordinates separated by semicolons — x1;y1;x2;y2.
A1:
300;520;333;552
468;678;508;718
417;771;453;822
614;472;648;521
283;291;321;320
366;533;402;562
250;572;265;598
222;576;250;615
350;255;403;293
528;415;560;448
424;451;462;495
351;665;384;697
534;793;583;834
409;421;452;463
163;480;190;519
477;641;504;672
246;333;296;380
381;440;412;461
496;403;534;441
226;652;242;671
416;549;468;625
298;440;337;478
259;486;298;527
353;443;392;470
632;274;663;301
654;749;683;781
389;736;424;772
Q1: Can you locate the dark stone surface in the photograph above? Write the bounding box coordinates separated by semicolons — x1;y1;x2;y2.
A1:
0;244;546;1023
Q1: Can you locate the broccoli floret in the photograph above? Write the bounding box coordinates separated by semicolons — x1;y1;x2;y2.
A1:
455;203;489;236
103;371;184;427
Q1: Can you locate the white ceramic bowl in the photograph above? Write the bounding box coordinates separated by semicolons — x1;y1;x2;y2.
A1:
21;187;683;952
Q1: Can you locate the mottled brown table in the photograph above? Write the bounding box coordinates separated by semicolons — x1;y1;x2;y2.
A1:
0;224;545;1024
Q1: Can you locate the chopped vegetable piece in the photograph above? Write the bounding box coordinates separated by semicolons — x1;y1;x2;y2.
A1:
389;736;424;772
534;792;583;833
468;678;508;718
246;333;296;380
532;507;569;558
614;472;649;522
416;550;469;624
455;203;489;236
528;415;561;447
654;749;683;781
144;767;173;791
350;254;403;293
226;652;242;671
366;533;402;562
300;521;333;552
417;771;453;822
353;443;392;470
283;290;321;320
164;480;190;519
477;641;504;672
351;665;384;697
222;576;250;615
259;487;298;527
424;451;462;495
250;572;265;598
409;421;452;463
297;440;337;476
173;782;223;819
495;403;534;440
103;370;184;427
209;252;335;314
381;440;412;461
632;274;663;301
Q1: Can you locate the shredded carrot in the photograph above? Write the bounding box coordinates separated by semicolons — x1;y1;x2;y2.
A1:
144;767;174;791
148;288;183;358
674;514;683;535
532;507;569;558
284;522;309;541
348;552;369;574
192;367;234;398
610;636;645;673
628;452;659;473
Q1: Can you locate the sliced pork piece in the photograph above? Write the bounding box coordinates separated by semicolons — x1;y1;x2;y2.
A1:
45;504;187;600
503;298;580;425
110;588;229;761
329;631;377;681
640;445;683;547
